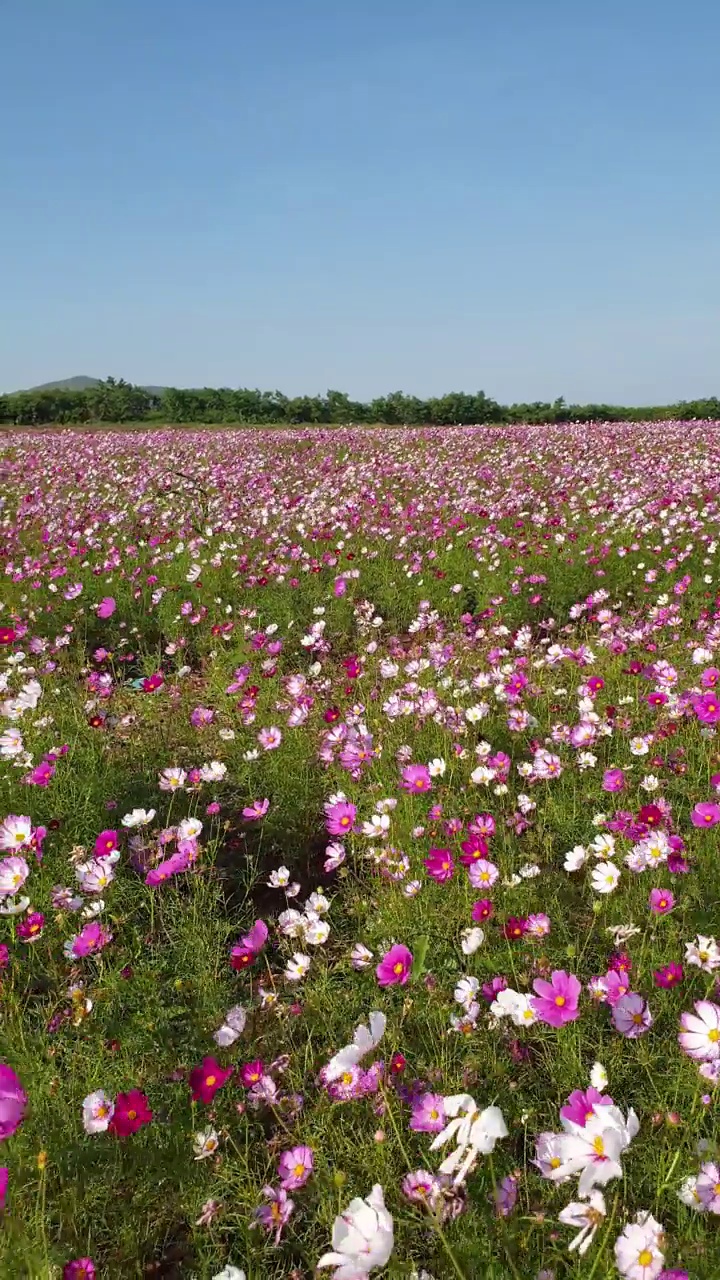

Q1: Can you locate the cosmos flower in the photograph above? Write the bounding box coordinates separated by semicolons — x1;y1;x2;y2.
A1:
317;1184;393;1276
376;944;412;987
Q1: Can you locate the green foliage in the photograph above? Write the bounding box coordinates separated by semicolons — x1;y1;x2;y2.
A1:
4;377;720;427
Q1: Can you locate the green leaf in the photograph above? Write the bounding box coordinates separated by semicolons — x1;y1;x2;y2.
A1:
411;936;429;982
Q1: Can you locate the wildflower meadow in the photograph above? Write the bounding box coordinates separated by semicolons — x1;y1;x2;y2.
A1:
1;420;720;1280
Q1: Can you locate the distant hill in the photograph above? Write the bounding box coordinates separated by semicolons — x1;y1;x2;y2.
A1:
24;377;168;394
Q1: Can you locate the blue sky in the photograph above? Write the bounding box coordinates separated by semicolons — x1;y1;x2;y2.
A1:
2;0;719;402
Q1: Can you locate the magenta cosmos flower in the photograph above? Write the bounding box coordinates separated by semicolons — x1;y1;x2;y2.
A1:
96;597;116;619
0;1065;27;1140
560;1087;613;1126
530;970;581;1027
423;848;454;883
278;1144;314;1189
63;1260;96;1280
649;887;675;914
400;764;431;793
602;768;626;793
654;963;683;989
690;801;720;829
694;692;720;724
94;829;119;857
376;943;413;987
612;993;653;1037
64;921;112;959
189;1056;234;1103
324;799;357;836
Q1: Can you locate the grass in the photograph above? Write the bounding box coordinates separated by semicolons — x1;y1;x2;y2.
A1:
0;420;718;1278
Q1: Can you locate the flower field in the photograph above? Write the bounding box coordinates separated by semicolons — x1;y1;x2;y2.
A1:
2;421;720;1279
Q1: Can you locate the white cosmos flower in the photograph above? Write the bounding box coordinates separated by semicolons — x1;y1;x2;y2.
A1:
214;1004;247;1047
0;894;30;916
178;817;203;840
677;1174;706;1211
685;935;720;972
454;976;480;1009
285;952;311;981
564;845;588;871
324;1012;386;1082
460;926;484;955
429;1095;508;1186
212;1268;245;1280
302;914;330;946
121;808;156;828
613;1211;665;1279
82;1090;115;1134
0;815;33;852
199;760;227;782
590;1062;609;1091
317;1184;394;1277
591;861;621;894
547;1104;639;1197
558;1190;606;1256
427;757;446;777
491;988;538;1027
193;1127;220;1160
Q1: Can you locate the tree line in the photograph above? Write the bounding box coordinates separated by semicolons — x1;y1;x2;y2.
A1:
2;376;720;427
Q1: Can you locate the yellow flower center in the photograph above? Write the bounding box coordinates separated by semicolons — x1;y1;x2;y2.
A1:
205;1075;216;1087
555;996;566;1006
638;1250;653;1267
708;1028;719;1042
393;962;404;974
592;1136;605;1156
127;1109;137;1121
294;1163;305;1177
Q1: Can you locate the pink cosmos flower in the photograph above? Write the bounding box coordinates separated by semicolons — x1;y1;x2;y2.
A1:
96;597;116;619
324;800;357;836
494;1174;518;1218
230;919;268;970
467;858;499;889
602;768;626;792
278;1144;314;1189
400;764;431;793
0;1064;27;1140
678;1000;720;1061
531;970;581;1027
409;1092;446;1133
649;887;675;914
696;1161;720;1213
64;921;113;959
423;848;454;883
190;706;214;728
612;993;653;1037
525;912;551;938
376;943;413;987
145;852;189;886
560;1087;613;1127
23;760;55;787
252;1184;294;1243
472;898;493;922
690;802;720;829
242;798;270;821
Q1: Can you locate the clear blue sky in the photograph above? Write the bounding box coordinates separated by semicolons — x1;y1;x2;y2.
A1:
2;0;720;403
